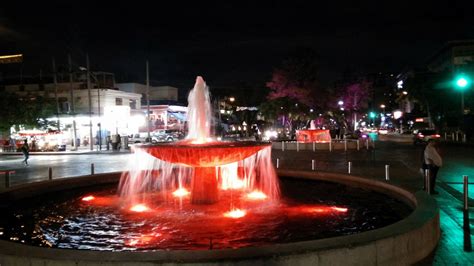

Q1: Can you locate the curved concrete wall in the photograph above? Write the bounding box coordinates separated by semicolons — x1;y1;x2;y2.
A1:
0;170;440;265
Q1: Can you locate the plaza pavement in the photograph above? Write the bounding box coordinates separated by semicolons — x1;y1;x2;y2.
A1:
1;137;474;265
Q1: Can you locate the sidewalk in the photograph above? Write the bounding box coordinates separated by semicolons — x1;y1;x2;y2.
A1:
0;144;132;156
272;144;474;265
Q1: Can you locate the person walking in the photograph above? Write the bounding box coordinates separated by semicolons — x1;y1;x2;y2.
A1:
21;139;30;165
424;139;442;194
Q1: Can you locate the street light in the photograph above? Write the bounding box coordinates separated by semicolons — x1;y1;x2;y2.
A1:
380;104;386;114
81;61;103;151
454;73;471;114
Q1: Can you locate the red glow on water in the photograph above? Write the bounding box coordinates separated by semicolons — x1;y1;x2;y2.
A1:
288;205;349;215
172;188;190;197
130;204;150;213
312;207;329;213
247;191;267;200
224;209;246;219
126;233;162;247
81;195;95;201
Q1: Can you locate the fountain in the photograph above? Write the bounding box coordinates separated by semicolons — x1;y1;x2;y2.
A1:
118;76;279;205
0;77;439;264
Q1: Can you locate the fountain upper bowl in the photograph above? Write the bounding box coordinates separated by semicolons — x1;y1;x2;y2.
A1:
133;140;272;167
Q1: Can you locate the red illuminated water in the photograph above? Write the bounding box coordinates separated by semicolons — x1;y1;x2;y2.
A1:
0;179;412;250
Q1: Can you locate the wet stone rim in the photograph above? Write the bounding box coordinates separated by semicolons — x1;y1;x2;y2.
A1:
0;170;440;265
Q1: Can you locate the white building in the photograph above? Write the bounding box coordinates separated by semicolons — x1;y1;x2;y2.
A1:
4;74;143;149
116;83;178;102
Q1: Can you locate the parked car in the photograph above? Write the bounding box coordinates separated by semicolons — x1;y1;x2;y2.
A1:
129;133;151;143
152;130;184;142
413;129;440;145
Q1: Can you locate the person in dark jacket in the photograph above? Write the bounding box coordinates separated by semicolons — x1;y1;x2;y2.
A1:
21;139;30;165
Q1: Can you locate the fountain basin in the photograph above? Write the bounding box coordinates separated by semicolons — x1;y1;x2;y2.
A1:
134;141;271;167
0;170;439;265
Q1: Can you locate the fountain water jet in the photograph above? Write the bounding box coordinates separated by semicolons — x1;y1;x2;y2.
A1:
119;76;279;205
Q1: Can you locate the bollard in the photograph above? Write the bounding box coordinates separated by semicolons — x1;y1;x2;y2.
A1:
424;169;431;194
296;141;299;152
312;142;315;152
366;138;369;150
276;158;280;169
444;132;447;140
385;165;390;180
452;132;455;141
91;163;95;175
357;140;360;151
282;141;285;151
348;161;352;174
464;175;469;211
5;171;10;188
48;167;53;180
329;141;332;152
311;159;315;171
344;139;347;151
463;134;467;143
456;132;459;142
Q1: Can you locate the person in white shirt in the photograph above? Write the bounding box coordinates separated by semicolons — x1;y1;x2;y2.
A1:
424;139;442;194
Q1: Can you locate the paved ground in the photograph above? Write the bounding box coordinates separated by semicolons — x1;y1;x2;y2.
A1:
1;136;473;265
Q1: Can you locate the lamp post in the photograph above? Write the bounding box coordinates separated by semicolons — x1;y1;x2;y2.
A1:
86;55;93;151
82;59;103;151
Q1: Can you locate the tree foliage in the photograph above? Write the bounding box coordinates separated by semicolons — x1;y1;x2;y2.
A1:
260;48;322;131
337;81;372;112
0;92;56;132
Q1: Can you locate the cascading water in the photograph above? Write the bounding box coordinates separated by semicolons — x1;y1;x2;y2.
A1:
118;76;279;208
185;76;212;143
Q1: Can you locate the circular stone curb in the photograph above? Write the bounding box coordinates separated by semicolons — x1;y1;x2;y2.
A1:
0;170;440;265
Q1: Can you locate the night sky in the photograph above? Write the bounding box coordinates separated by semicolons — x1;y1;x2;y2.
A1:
1;1;474;99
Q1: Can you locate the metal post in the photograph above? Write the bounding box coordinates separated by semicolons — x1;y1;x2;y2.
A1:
425;169;431;194
329;141;332;152
48;167;52;180
357;140;360;151
97;83;102;151
146;60;151;143
68;55;78;151
344;139;347;151
348;161;352;174
463;134;467;143
281;141;285;151
91;163;95;175
385;165;390;180
5;171;10;188
86;54;93;151
366;138;369;150
312;142;315;152
276;158;280;169
456;132;459;142
52;58;60;131
464;175;469;211
296;141;299;152
452;132;455;141
311;159;315;171
444;132;447;140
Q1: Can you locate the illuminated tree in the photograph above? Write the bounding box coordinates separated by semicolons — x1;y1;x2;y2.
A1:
261;48;324;134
